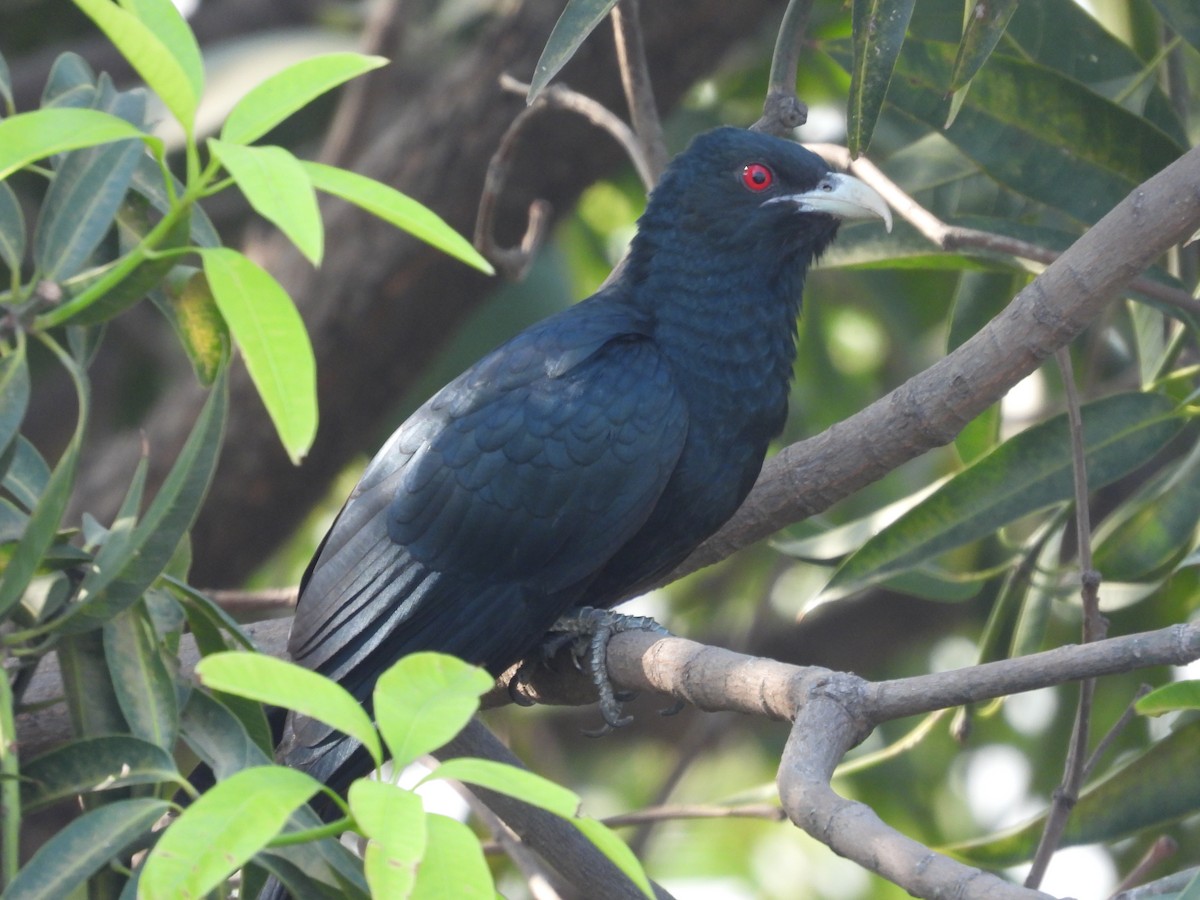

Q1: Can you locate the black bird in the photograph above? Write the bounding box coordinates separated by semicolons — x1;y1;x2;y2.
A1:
279;126;890;800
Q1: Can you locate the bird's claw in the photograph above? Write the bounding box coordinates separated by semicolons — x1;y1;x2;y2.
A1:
546;607;670;733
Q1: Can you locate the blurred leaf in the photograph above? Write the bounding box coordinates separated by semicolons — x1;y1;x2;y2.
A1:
208;140;323;264
200;247;316;463
301;161;494;274
57;630;128;737
220;53;388;146
0;181;25;271
847;0;915;156
946;721;1200;866
154;267;230;385
1150;0;1200;53
0;338;30;465
427;757;580;818
40;52;96;108
572;816;656;899
0;107;155;185
825;38;1184;223
129;153;219;247
374;652;493;770
348;780;426;899
179;688;273;781
411;813;493;900
196;652;383;767
140;765;322;900
1137;680;1200;716
121;0;204;104
0;337;87;621
21;735;181;812
823;392;1184;602
104;603;180;749
60;365;227;630
0;48;11;111
948;0;1019;91
1;798;169;900
0;498;26;544
1093;436;1200;582
72;0;198;135
528;0;618;102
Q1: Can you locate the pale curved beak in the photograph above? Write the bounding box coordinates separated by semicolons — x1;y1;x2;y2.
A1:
770;172;893;232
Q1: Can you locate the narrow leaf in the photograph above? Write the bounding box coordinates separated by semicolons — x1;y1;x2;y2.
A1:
72;0;198;134
411;813;493;900
179;688;273;782
0;108;156;182
349;780;426;899
120;0;204;103
373;652;492;770
0;48;11;111
0;339;30;464
2;799;170;900
195;652;383;767
57;631;129;738
21;735;180;812
823;392;1184;601
4;438;51;512
426;757;580;818
0;337;87;621
948;0;1020;91
1151;0;1200;52
302;160;493;274
1136;680;1200;716
199;247;316;463
0;181;26;271
847;0;916;156
528;0;617;102
154;267;230;385
220;53;387;146
41;52;97;108
103;604;180;749
140;766;322;900
209;140;322;264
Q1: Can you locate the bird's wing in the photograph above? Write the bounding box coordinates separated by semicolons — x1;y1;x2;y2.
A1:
288;302;689;684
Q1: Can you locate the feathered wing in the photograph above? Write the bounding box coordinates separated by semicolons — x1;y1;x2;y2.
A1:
280;300;688;795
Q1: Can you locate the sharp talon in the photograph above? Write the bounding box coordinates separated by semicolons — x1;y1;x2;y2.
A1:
659;698;685;717
508;660;538;707
613;689;639;703
581;722;614;738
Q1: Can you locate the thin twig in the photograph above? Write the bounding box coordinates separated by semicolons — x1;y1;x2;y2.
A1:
1082;684;1152;783
319;0;405;168
606;802;785;829
806;144;1200;317
611;0;668;184
474;75;655;280
1108;836;1179;898
751;0;814;136
1024;348;1106;889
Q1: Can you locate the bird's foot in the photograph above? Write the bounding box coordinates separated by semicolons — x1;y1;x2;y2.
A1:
546;607;670;735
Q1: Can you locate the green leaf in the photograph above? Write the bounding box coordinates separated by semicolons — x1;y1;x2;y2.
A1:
0;337;87;621
120;0;204;104
411;813;494;900
824;38;1184;223
0;48;11;111
140;765;322;900
573;817;655;899
129;152;220;248
179;688;273;782
528;0;618;102
103;603;180;749
1137;680;1200;716
0;181;25;271
1150;0;1200;53
349;780;426;899
72;0;198;135
946;721;1200;866
0;108;157;182
426;757;581;818
195;652;383;767
823;392;1185;601
301;161;494;274
57;630;129;738
373;652;493;770
948;0;1019;91
155;267;231;385
62;365;227;630
208;140;323;264
847;0;916;156
41;52;97;108
21;735;181;812
220;52;388;145
2;798;170;900
199;247;317;463
0;339;30;465
4;438;51;512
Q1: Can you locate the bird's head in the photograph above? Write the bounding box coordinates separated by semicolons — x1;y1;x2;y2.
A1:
632;127;891;279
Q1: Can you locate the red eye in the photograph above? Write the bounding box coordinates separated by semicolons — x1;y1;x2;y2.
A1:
741;163;773;192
